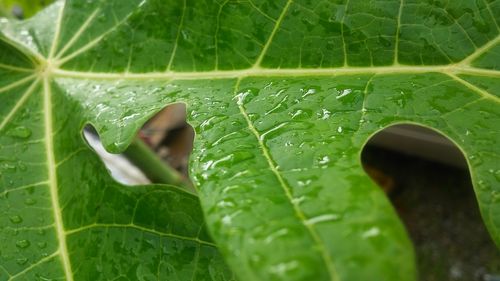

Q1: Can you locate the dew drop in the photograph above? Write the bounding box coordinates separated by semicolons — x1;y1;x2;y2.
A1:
217;200;235;208
319;108;331;120
264;228;290;244
477;180;490;191
24;198;36;205
35;273;54;281
306;213;341;225
301;87;316;98
318;156;330;165
491;191;500;203
18;162;27;171
9;215;23;224
297;179;312;187
222;215;232;225
362;227;380;238
16;239;30;249
290;109;303;119
1;163;16;171
16;257;28;265
336;89;352;99
494;170;500;181
269;260;299;276
291;196;306;204
6;126;32;139
37;242;47;249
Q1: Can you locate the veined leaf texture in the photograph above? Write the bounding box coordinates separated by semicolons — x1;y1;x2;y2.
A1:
0;0;499;280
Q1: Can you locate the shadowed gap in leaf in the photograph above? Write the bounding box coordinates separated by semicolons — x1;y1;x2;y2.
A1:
361;124;500;281
83;103;195;191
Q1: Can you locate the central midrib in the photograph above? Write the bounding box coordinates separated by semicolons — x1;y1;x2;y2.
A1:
43;76;74;281
49;64;500;80
46;63;500;103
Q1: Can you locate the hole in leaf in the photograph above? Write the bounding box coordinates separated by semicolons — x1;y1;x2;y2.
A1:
361;124;500;280
84;103;194;191
83;125;151;185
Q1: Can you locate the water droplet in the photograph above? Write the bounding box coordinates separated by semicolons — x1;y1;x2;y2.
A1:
221;210;242;226
265;96;289;115
222;215;232;225
16;239;30;248
305;213;341;225
301;87;316;98
337;126;343;133
260;122;288;141
6;126;32;139
491;191;500;203
264;228;289;244
477;180;490;191
18;162;27;171
468;154;483;167
263;82;273;90
217;200;235;208
318;156;330;165
297;179;312;187
24;198;36;205
318;108;331;120
9;215;23;224
35;273;54;281
336;89;352;99
199;116;217;131
291;196;306;204
362;227;380;238
37;242;47;249
235;88;259;106
16;257;28;265
494;170;500;181
290;109;303;119
269;260;299;276
1;163;16;171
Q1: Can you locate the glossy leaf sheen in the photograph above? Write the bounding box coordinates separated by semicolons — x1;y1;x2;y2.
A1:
0;0;499;280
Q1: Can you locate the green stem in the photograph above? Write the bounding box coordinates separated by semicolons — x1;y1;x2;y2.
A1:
124;138;190;188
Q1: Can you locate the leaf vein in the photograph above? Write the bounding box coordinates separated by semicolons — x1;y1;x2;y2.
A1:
0;78;39;132
65;223;216;247
234;78;340;281
446;73;500;103
0;74;36;94
43;77;74;281
48;2;65;59
252;0;293;68
54;8;101;60
394;0;404;65
0;181;49;197
8;251;59;281
166;0;187;71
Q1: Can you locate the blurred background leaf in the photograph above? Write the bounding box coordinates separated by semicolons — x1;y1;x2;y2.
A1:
0;0;54;19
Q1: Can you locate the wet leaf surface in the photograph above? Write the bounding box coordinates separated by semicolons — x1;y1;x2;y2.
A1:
0;1;499;280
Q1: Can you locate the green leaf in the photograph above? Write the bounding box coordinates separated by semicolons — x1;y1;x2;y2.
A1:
0;0;54;19
1;0;499;280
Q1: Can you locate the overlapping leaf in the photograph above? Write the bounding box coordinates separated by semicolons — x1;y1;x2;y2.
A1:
0;0;499;280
